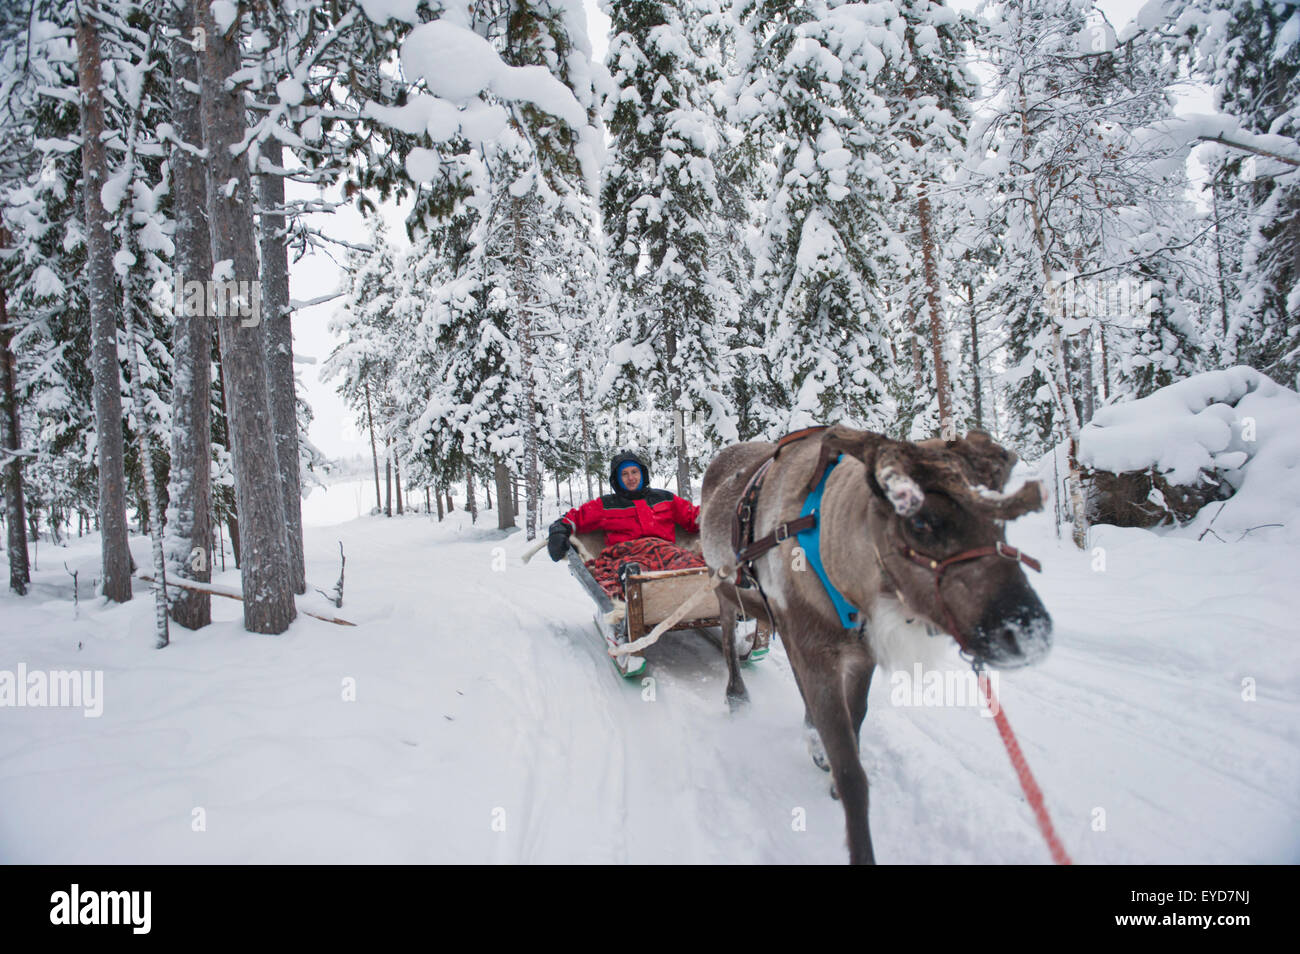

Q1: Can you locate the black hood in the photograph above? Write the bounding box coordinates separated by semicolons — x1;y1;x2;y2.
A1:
609;451;651;499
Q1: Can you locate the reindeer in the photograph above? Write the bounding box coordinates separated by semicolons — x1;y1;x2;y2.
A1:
698;424;1052;864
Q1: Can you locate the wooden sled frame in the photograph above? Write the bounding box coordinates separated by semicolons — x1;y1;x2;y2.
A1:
566;530;770;676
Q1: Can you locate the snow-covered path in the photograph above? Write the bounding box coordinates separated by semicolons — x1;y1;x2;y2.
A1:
1;493;1297;863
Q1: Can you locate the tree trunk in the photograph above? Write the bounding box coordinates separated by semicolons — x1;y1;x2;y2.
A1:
258;138;305;593
425;485;431;515
364;379;381;512
226;512;240;568
0;258;30;595
466;468;477;523
576;369;594;501
164;1;212;628
124;259;170;648
918;183;952;437
1022;87;1087;549
383;453;392;516
966;279;983;430
1099;328;1110;402
77;4;133;603
665;326;689;497
394;453;403;514
1079;328;1095;424
196;0;295;633
511;196;540;540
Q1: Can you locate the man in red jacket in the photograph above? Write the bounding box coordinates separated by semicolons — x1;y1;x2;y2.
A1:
547;451;706;594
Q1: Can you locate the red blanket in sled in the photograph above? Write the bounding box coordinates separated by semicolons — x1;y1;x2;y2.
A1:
586;537;707;600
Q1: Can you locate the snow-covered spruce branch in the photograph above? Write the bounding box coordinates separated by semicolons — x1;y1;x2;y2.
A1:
1197;135;1300;169
237;6;361;159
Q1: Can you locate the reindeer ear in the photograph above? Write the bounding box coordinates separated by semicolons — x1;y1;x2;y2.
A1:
950;430;1018;491
817;425;924;516
819;424;884;463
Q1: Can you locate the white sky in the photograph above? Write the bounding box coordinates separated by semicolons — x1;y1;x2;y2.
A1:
291;0;1210;465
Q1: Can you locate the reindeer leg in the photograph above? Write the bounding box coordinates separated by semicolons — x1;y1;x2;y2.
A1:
805;653;876;865
719;604;749;711
786;649;830;772
848;662;875;749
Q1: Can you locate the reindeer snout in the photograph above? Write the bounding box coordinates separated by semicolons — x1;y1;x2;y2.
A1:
971;583;1052;669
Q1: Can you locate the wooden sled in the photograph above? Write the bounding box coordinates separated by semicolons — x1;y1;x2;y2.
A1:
566;530;771;678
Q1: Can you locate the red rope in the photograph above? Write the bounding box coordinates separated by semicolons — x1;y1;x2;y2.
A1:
978;673;1073;865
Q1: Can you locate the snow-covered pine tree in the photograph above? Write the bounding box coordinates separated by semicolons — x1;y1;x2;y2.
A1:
323;218;401;516
881;0;975;441
600;0;737;495
1171;0;1300;385
732;0;901;433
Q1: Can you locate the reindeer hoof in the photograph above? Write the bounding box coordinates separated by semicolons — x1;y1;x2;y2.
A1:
804;726;831;773
829;781;840;801
726;688;750;713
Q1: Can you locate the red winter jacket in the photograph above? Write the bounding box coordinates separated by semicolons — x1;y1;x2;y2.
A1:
561;488;700;546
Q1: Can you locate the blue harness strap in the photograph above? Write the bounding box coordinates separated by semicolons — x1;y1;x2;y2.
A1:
795;453;862;629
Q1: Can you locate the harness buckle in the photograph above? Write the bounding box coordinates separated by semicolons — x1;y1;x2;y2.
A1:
774;523;789;543
995;541;1016;560
739;504;752;525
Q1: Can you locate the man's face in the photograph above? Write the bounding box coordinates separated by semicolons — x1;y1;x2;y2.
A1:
621;466;642;491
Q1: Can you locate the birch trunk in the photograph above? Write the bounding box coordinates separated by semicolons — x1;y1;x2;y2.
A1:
966;280;983;429
1022;86;1088;548
918;183;952;437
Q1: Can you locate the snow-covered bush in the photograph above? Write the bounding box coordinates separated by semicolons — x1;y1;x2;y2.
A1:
1071;367;1300;542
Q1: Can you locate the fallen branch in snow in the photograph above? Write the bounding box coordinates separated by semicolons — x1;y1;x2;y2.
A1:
1198;502;1229;542
1237;524;1283;540
136;573;356;626
315;541;345;608
65;563;78;619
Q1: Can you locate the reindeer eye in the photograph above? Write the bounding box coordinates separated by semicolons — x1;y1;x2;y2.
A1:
906;513;934;537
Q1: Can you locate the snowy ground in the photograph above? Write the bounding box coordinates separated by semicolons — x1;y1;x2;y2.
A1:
1;478;1298;863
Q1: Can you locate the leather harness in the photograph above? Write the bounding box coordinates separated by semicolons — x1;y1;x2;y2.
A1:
730;425;1043;652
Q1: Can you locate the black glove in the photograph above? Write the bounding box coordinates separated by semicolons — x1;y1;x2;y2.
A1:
547;520;572;562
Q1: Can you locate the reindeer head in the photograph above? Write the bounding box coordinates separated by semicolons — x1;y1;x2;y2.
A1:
820;426;1052;669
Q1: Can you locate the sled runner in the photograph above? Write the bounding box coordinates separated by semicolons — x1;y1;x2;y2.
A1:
566;530;770;678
